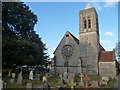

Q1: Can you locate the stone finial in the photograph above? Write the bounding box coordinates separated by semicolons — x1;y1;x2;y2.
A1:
85;2;91;9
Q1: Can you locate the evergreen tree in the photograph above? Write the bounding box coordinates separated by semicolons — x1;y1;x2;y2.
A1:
2;2;49;68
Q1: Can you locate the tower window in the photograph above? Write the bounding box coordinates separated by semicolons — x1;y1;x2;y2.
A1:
84;20;87;29
88;19;91;28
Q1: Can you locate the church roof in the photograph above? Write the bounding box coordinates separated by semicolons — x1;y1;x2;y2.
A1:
98;51;115;62
69;32;79;44
53;31;79;54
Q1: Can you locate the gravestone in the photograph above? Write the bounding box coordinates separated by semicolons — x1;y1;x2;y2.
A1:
68;73;76;88
10;79;15;83
79;73;84;87
12;73;16;79
26;83;32;88
83;75;90;88
0;73;3;90
42;74;48;84
17;71;23;84
102;77;109;82
68;73;75;83
29;71;33;80
63;72;68;84
3;82;7;89
99;77;110;85
91;80;98;87
58;73;63;84
8;71;11;77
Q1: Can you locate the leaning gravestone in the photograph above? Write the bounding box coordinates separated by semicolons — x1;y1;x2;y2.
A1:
17;71;23;84
91;80;99;87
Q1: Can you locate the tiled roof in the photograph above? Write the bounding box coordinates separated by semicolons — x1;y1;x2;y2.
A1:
98;51;115;62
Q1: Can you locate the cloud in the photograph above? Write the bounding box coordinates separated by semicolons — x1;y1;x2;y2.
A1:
45;43;49;48
102;0;119;7
100;40;111;43
105;32;113;36
104;2;117;7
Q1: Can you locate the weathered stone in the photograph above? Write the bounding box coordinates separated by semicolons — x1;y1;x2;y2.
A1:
91;80;98;87
102;77;109;82
0;77;3;89
58;73;63;84
17;72;23;84
12;73;15;79
63;72;68;84
29;71;33;80
3;82;7;89
10;79;15;83
68;73;75;83
26;83;32;88
79;81;85;87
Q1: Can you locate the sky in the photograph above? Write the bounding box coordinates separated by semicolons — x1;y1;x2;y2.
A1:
23;2;118;58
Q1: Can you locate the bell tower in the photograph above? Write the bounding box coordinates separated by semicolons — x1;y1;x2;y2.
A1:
79;5;100;75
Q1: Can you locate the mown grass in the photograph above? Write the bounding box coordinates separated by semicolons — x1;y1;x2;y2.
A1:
2;72;117;88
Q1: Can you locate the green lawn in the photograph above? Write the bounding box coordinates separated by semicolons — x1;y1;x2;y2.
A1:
2;71;117;88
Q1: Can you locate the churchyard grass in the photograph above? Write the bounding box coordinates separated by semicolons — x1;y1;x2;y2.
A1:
2;69;117;88
101;78;116;88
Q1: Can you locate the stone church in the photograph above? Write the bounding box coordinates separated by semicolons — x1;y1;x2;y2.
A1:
52;5;118;77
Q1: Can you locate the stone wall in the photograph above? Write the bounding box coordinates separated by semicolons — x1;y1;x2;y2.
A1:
53;32;81;74
79;8;99;75
99;62;117;77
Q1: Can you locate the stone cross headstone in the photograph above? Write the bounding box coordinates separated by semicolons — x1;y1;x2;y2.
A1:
29;71;33;80
17;71;23;84
83;75;90;88
80;73;84;82
79;73;84;87
91;80;99;87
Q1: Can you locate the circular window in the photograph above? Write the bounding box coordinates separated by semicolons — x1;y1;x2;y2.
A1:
61;45;73;60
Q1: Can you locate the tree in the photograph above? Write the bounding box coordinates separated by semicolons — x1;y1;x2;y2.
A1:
2;2;49;68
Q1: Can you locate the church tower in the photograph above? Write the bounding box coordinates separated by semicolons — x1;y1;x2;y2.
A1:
79;5;100;75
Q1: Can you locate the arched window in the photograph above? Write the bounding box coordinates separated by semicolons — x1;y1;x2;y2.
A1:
84;20;87;29
88;19;91;28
